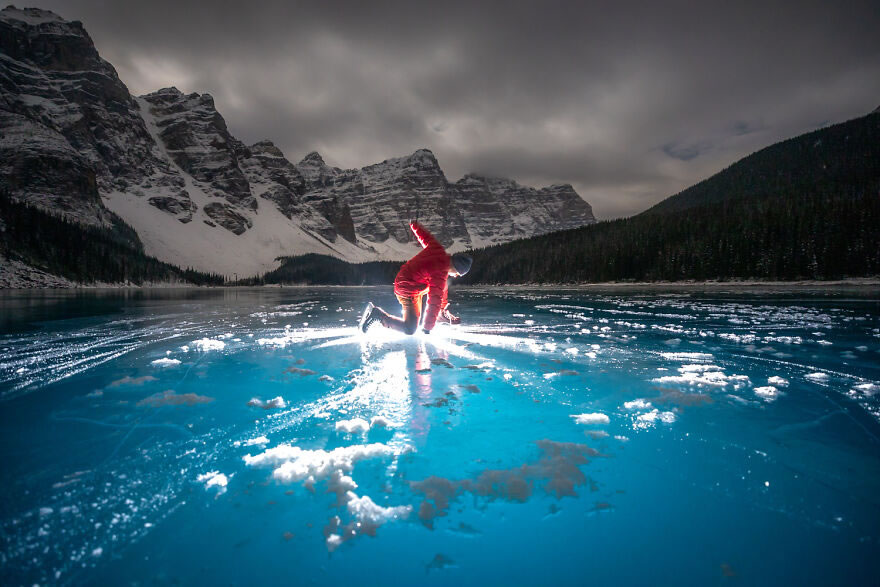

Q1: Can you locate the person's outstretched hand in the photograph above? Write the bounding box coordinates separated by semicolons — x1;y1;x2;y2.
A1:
437;307;461;325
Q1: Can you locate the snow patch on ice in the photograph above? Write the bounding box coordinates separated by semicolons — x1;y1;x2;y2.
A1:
852;383;879;396
634;409;676;429
197;471;228;491
370;416;392;428
336;418;370;435
653;364;749;389
234;436;270;447
243;443;395;484
659;352;714;362
346;492;412;528
150;358;181;368
247;396;287;409
192;338;226;351
754;386;779;401
571;413;610;425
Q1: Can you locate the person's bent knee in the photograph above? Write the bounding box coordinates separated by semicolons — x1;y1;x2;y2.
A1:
403;322;419;335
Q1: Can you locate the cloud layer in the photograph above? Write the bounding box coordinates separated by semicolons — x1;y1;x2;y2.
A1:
40;0;880;217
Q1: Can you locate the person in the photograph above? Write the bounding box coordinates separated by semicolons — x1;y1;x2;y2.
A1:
360;220;472;335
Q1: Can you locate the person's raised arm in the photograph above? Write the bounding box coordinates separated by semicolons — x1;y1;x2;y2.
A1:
410;220;442;250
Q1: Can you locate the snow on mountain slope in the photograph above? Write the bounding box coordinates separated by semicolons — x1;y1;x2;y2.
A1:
101;98;375;277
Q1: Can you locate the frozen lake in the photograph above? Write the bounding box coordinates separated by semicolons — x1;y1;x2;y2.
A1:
1;286;879;585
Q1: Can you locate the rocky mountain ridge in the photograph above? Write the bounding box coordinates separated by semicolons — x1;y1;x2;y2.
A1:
0;6;595;277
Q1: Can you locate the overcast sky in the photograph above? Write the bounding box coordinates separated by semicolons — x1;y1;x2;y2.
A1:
39;0;880;218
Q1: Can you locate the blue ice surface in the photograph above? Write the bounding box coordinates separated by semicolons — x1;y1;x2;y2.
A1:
1;286;879;586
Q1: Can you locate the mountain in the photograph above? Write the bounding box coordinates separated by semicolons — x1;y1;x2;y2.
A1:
261;109;880;285
0;6;595;281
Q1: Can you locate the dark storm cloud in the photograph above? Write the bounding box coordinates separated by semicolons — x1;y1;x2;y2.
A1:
36;0;880;218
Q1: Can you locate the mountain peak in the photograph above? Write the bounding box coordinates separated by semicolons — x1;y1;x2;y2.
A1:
1;5;65;25
300;151;325;166
146;87;184;98
409;148;438;162
251;140;285;158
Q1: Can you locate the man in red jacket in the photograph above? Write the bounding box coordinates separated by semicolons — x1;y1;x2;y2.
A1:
360;220;472;335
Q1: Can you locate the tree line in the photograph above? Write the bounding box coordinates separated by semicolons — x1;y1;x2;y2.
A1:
0;190;224;286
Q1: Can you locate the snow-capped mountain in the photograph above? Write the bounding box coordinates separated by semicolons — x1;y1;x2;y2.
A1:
0;6;596;277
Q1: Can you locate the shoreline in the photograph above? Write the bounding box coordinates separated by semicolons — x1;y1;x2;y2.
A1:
1;277;878;293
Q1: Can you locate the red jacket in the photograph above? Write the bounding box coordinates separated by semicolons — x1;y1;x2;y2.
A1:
394;221;450;331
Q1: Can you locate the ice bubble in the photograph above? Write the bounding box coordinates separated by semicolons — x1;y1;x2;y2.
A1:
767;376;789;386
623;399;652;410
855;345;868;352
108;375;157;387
150;358;181;368
571;413;610;425
91;547;103;557
524;320;535;325
192;338;226;351
39;507;53;516
336;418;370;434
805;372;829;382
564;347;579;356
137;390;213;407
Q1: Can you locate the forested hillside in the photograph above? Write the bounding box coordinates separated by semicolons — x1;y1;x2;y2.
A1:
459;188;879;283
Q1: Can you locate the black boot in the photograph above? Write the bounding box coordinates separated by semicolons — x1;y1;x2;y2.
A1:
359;303;382;332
